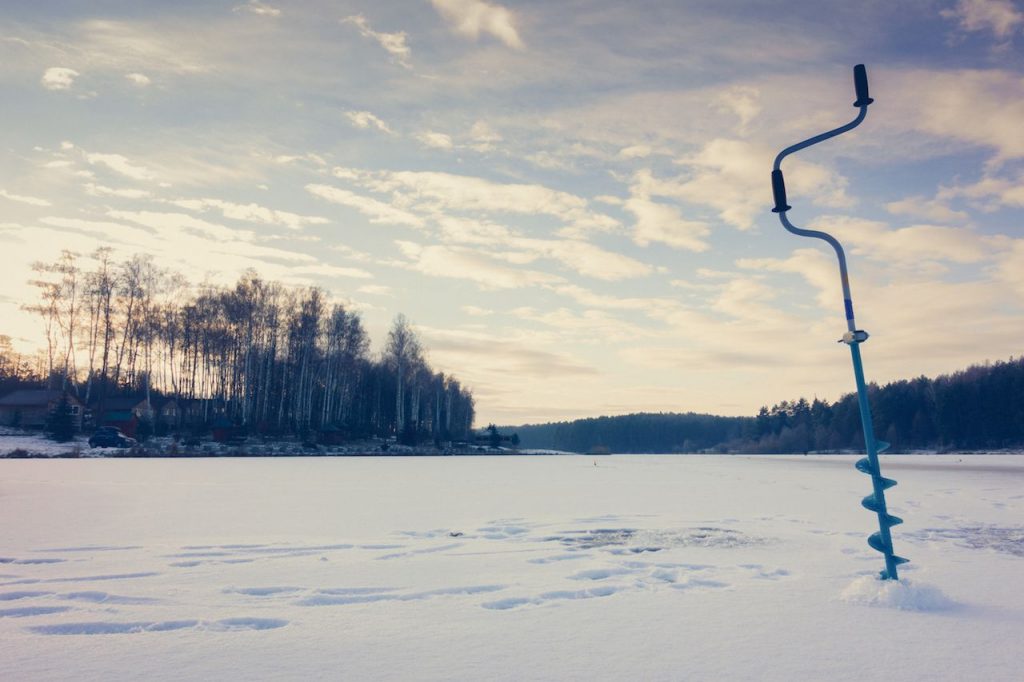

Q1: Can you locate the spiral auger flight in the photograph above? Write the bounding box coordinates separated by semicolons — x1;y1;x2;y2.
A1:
770;64;908;580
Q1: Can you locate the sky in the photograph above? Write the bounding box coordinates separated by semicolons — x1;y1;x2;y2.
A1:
0;0;1022;426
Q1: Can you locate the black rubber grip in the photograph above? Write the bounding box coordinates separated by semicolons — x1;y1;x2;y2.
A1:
771;169;791;213
853;64;874;107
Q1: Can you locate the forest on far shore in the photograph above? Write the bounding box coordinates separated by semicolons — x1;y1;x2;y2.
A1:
0;249;475;444
512;356;1024;454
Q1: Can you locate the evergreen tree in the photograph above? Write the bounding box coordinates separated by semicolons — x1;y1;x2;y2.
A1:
47;394;75;443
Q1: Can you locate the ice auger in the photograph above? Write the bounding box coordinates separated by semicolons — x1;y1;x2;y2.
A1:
770;65;908;580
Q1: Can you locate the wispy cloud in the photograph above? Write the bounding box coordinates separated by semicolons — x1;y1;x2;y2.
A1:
886;196;969;223
625;192;710;252
655;139;849;231
344;110;394;134
0;189;51;207
84;184;151;199
125;72;151;86
887;69;1024;162
330;166;619;236
306;184;425;228
234;1;281;18
941;0;1023;39
40;67;79;90
936;172;1024;209
168;197;329;230
84;152;155;181
342;15;411;68
430;0;524;49
396;240;562;289
808;215;994;266
415;131;454;149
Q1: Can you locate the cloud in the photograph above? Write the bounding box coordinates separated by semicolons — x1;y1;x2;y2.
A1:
41;67;79;90
887;69;1024;161
808;215;993;266
431;0;523;49
885;196;969;223
234;1;281;17
509;237;653;281
288;263;373;280
49;20;210;76
711;276;778;320
462;305;493;316
713;86;761;135
625;193;710;252
420;327;597;380
125;72;151;86
510;306;650;343
344;110;394;134
84;184;151;199
618;145;651;159
107;210;255;241
306;184;425;228
737;248;839;310
0;189;51;207
358;284;392;296
941;0;1023;39
664;139;851;230
994;238;1024;297
331;167;618;236
396;240;562;289
84;152;155;181
168;197;329;230
342;15;411;68
468;120;502;151
552;283;679;316
935;172;1024;210
416;131;455;149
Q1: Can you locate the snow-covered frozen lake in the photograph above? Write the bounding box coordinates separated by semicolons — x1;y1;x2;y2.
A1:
2;455;1022;681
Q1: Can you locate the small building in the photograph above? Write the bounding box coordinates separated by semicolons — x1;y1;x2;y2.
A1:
317;424;346;445
178;398;222;427
0;389;84;431
210;416;248;444
92;396;152;437
153;397;181;430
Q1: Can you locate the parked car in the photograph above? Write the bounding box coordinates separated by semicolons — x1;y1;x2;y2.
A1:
88;427;137;449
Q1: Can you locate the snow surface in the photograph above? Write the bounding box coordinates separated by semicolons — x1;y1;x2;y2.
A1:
0;432;89;457
1;454;1022;681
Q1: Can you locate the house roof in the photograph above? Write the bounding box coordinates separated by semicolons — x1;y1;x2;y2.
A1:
101;410;135;422
99;397;149;410
151;396;178;410
0;389;82;407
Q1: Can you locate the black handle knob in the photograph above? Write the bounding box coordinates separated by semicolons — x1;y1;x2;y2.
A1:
853;64;874;107
771;169;791;213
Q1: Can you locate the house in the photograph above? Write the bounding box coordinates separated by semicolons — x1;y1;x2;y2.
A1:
210;415;244;443
0;389;84;431
317;424;346;445
92;396;152;437
152;397;181;430
177;398;223;427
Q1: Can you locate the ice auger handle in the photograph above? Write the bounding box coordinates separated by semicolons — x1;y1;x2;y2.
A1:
853;64;873;108
771;170;790;213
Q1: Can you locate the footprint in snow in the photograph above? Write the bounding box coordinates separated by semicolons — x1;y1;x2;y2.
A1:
28;617;288;635
481;586;620;610
297;584;506;607
1;606;73;618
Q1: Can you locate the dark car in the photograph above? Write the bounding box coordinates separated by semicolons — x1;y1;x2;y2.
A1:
88;427;137;449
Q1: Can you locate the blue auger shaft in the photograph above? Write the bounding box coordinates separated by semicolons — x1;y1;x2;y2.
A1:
770;64;908;580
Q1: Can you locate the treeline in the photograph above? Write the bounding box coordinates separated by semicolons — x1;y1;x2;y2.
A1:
514;413;748;454
12;249;475;442
513;357;1024;453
